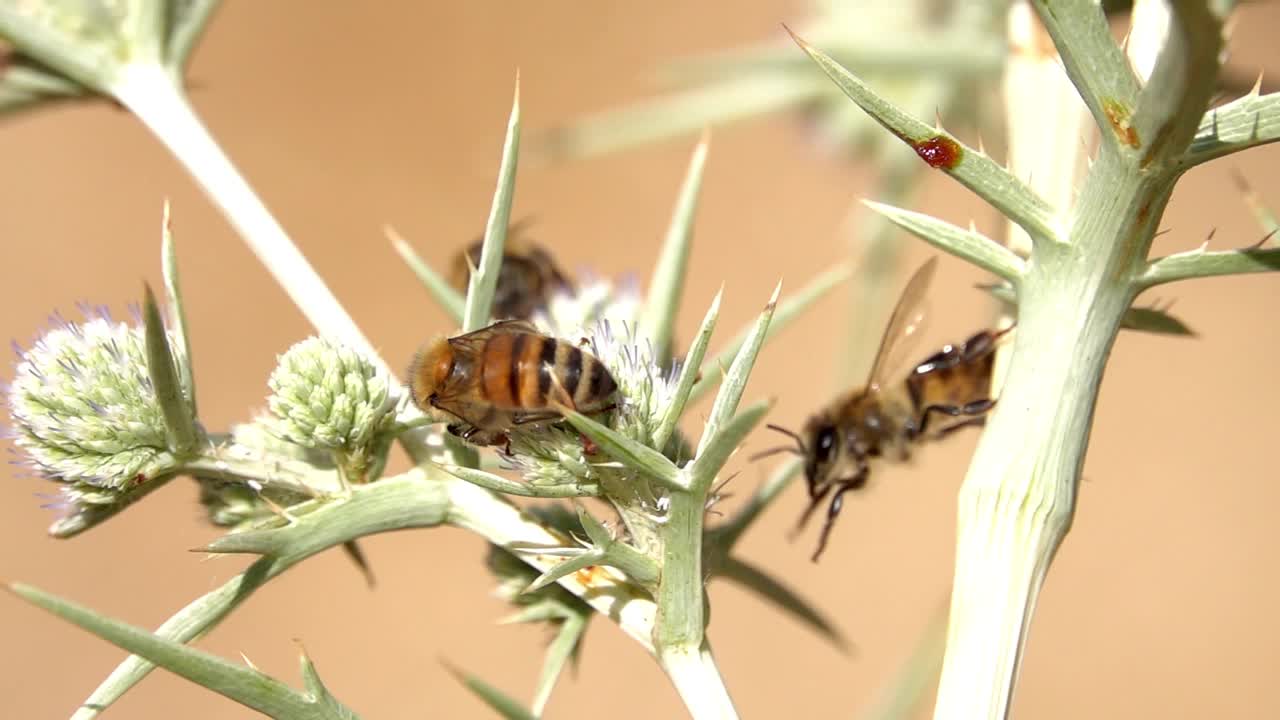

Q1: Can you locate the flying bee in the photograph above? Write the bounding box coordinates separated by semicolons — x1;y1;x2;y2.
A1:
449;220;574;322
760;257;1011;562
407;319;618;449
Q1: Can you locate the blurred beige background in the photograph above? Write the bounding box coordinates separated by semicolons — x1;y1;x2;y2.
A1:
2;2;1279;718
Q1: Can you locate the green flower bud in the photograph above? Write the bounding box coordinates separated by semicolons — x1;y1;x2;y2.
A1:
265;337;401;481
8;311;188;489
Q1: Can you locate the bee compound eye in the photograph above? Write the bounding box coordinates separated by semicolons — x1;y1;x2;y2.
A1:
814;426;837;463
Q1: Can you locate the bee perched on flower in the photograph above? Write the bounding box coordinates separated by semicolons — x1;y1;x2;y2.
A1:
7;305;196;537
414;254;685;506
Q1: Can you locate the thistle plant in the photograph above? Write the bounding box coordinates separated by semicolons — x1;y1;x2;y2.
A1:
0;3;855;718
537;1;1012;385
782;1;1280;717
4;1;1278;719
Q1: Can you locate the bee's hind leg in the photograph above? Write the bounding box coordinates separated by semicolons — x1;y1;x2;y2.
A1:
918;398;996;436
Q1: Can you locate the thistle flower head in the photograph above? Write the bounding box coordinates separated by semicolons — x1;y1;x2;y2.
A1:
539;276;679;446
6;307;194;537
8;308;187;488
498;277;682;507
265;336;402;480
534;273;642;339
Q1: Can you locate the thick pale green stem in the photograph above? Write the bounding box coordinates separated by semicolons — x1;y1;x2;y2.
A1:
934;154;1169;718
655;490;706;651
659;642;738;720
936;275;1126;718
654;486;738;719
109;63;379;364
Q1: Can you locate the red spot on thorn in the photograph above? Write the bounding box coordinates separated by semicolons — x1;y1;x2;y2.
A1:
913;136;962;169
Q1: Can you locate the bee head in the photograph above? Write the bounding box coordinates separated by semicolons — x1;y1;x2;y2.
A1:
801;413;855;494
408;336;455;410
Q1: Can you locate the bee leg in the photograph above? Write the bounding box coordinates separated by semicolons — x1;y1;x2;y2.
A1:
958;330;997;359
789;483;833;541
448;423;509;448
811;470;868;563
511;412;562;426
934;416;987;438
918;399;996;435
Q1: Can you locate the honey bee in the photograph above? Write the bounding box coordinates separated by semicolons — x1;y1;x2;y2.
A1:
760;257;1010;561
408;319;618;448
449;220;573;321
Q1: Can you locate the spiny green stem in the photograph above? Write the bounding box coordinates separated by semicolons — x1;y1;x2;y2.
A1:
659;641;738;720
1137;245;1280;288
463;73;521;333
160;202;197;417
439;465;599;499
862;200;1026;283
786;26;1060;245
1182;91;1280;167
531;613;587;716
141;283;198;455
110;64;380;364
178;453;340;498
71;472;448;719
13;583;357;720
1028;0;1140;155
444;479;658;653
927;4;1242;719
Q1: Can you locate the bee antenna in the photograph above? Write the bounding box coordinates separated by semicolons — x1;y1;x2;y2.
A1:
749;446;802;461
749;424;807;462
766;423;807;452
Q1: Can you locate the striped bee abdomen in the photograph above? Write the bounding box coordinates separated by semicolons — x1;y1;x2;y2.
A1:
580;351;617;411
513;332;555;409
547;339;616;412
479;331;520;408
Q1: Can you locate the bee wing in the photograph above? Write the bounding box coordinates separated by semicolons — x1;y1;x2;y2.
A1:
446;320;539;350
430;393;497;428
865;257;936;390
428;320;540;412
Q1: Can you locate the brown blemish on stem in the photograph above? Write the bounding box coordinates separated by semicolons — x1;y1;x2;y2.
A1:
574;565;612;588
1103;98;1141;149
